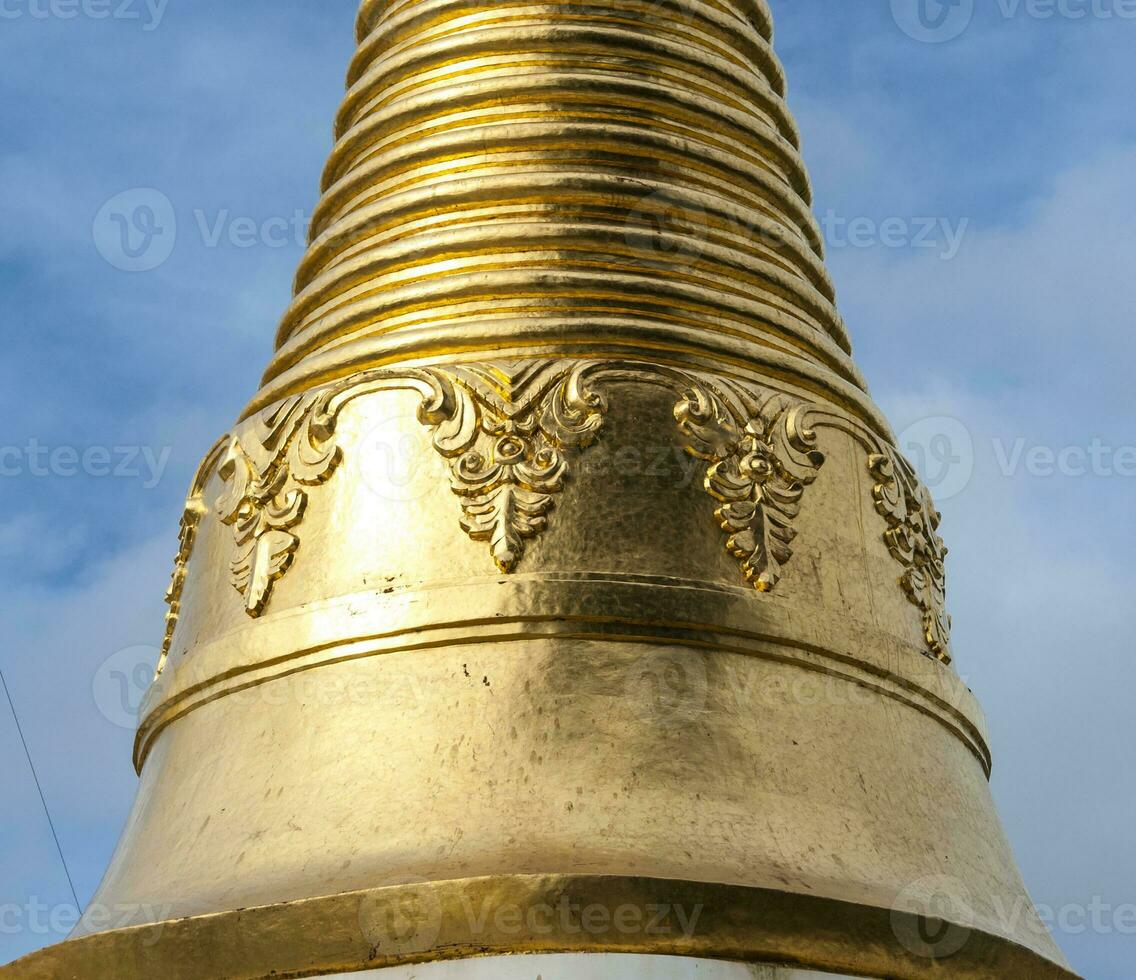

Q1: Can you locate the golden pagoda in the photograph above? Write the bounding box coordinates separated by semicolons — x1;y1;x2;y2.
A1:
6;0;1076;977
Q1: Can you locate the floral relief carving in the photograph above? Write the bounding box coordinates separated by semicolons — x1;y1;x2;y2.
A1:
414;361;607;572
676;378;825;592
208;360;607;617
214;389;345;616
157;438;226;677
189;357;950;668
869;447;952;663
159;503;206;676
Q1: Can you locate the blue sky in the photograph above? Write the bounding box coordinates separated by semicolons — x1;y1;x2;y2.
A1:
1;1;1133;976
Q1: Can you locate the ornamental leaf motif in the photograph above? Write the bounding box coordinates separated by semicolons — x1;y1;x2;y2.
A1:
156;438;227;677
416;361;606;572
869;448;952;662
677;380;825;592
215;389;345;617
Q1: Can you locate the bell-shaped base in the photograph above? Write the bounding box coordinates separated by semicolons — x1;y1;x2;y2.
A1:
2;373;1078;979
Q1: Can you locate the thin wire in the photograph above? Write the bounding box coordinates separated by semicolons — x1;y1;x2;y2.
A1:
0;669;83;914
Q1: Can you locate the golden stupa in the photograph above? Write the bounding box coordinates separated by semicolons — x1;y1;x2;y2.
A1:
6;0;1076;977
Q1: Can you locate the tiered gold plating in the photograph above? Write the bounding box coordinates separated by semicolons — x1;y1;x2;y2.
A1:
253;0;870;418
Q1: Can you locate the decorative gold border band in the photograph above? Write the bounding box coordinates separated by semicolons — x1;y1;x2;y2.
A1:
169;359;950;662
136;573;988;776
2;874;1078;980
150;358;957;779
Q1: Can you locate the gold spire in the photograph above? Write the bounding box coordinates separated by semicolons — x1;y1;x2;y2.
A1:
251;0;869;420
7;2;1076;978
